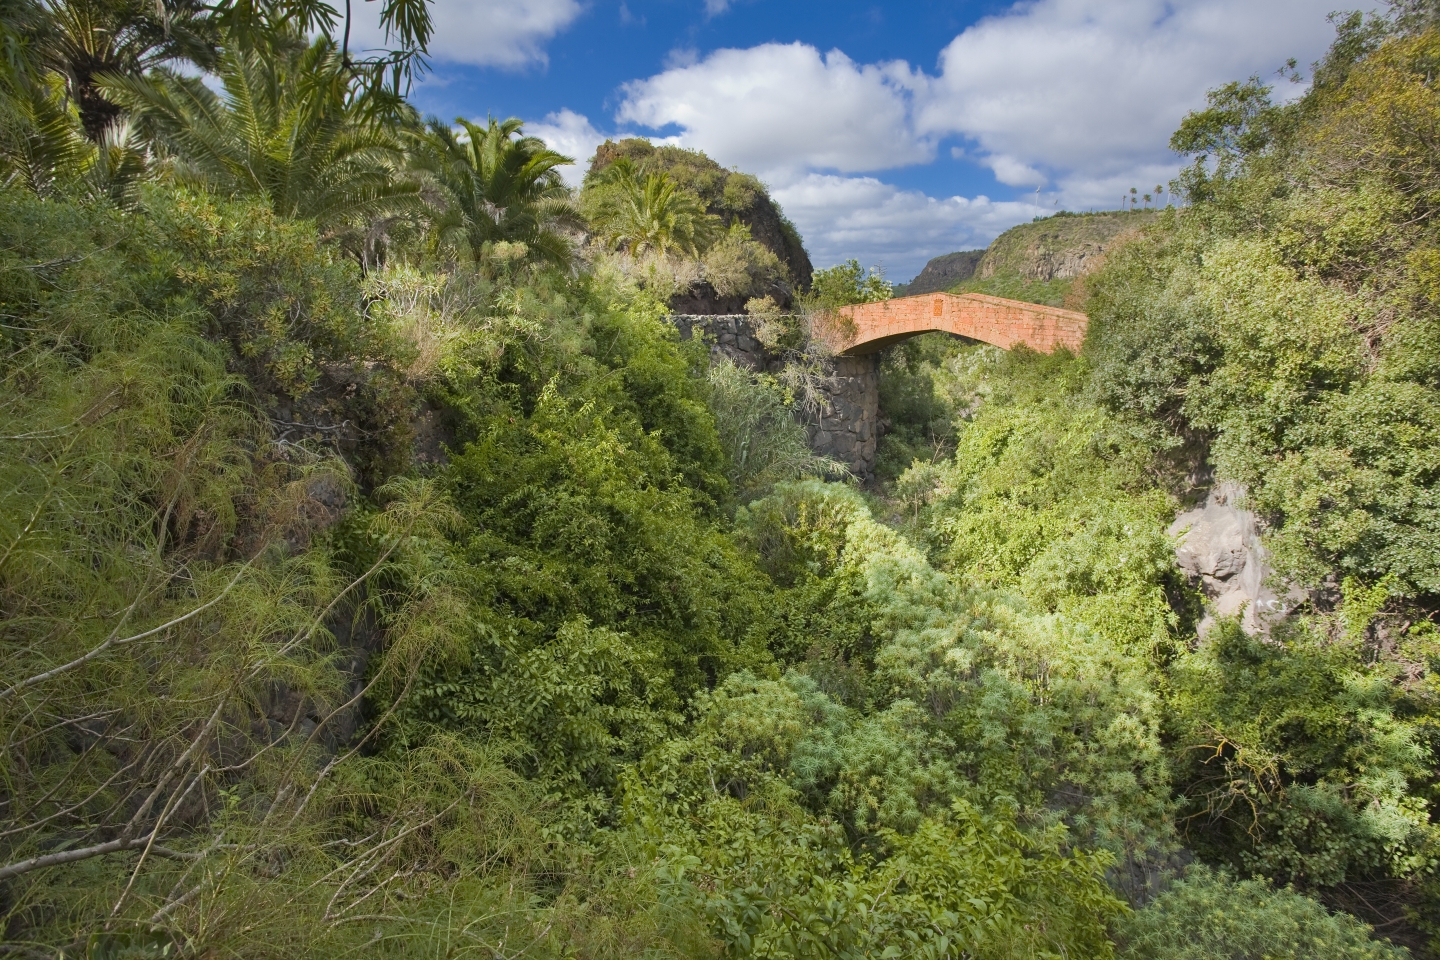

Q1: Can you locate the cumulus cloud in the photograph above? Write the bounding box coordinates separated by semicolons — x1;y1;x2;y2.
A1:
915;0;1353;181
616;43;929;178
349;0;583;69
614;0;1355;189
526;109;607;187
773;174;1041;279
584;0;1372;277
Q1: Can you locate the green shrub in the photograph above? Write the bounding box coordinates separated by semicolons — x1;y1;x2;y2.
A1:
1116;868;1409;959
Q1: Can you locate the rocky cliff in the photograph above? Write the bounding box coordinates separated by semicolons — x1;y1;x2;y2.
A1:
977;210;1158;282
896;249;984;295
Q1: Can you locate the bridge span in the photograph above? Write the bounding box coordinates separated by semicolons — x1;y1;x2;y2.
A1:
828;292;1088;356
671;292;1089;481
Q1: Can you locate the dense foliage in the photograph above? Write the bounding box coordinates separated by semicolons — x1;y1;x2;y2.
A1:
1076;8;1440;949
2;2;1439;958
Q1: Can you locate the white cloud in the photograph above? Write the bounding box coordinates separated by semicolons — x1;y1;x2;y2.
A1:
984;155;1046;188
596;0;1376;279
915;0;1358;180
663;46;700;69
1053;162;1190;212
616;43;929;178
525;109;607;187
349;0;583;69
704;0;732;15
773;174;1041;279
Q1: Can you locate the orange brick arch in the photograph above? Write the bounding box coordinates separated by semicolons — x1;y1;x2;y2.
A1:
827;292;1088;355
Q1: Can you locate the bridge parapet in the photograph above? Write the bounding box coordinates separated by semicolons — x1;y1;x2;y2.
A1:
828;292;1087;355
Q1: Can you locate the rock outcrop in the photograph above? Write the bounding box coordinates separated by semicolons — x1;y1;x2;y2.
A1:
1169;483;1302;636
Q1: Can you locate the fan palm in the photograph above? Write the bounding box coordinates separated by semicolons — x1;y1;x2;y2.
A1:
410;115;578;271
0;35;145;203
103;36;418;239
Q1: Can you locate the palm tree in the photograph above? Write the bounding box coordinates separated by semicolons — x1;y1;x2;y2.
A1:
410;115;579;271
104;35;418;240
35;0;216;140
0;15;145;205
586;157;717;258
0;55;86;194
26;0;434;142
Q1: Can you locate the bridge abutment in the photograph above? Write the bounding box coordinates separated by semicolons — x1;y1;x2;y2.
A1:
670;293;1088;487
671;315;882;482
806;355;880;480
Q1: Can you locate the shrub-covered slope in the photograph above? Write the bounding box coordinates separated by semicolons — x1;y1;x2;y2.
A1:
588;138;813;289
2;3;1439;958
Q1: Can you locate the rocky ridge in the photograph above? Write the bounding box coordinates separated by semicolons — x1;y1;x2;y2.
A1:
896;250;984;295
977;210;1159;282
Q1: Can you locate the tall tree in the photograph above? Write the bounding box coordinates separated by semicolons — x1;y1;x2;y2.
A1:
105;35;419;241
411;115;579;271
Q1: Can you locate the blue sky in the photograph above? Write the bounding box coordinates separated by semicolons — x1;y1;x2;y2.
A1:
356;0;1369;280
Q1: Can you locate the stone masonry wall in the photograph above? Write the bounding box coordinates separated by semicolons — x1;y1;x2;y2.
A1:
671;315;769;371
671;315;882;481
806;355;880;479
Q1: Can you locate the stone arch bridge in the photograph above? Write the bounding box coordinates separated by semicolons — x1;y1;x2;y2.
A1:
828;292;1087;355
672;292;1088;480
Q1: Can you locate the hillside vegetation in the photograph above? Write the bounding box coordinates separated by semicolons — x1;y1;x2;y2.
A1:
0;2;1438;958
582;139;811;312
938;210;1160;307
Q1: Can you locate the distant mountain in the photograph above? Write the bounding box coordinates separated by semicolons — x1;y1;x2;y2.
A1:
895;250;985;296
976;210;1159;283
897;211;1162;307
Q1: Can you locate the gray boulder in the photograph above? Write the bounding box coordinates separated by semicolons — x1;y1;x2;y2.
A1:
1169;483;1302;636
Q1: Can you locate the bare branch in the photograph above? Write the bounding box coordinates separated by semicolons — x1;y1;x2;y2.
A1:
0;833;199;881
1;560;255;700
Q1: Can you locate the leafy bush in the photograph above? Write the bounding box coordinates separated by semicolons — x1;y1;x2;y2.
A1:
706;359;842;502
1116;868;1408;959
804;258;892;308
1166;619;1435;892
1080;20;1440;947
